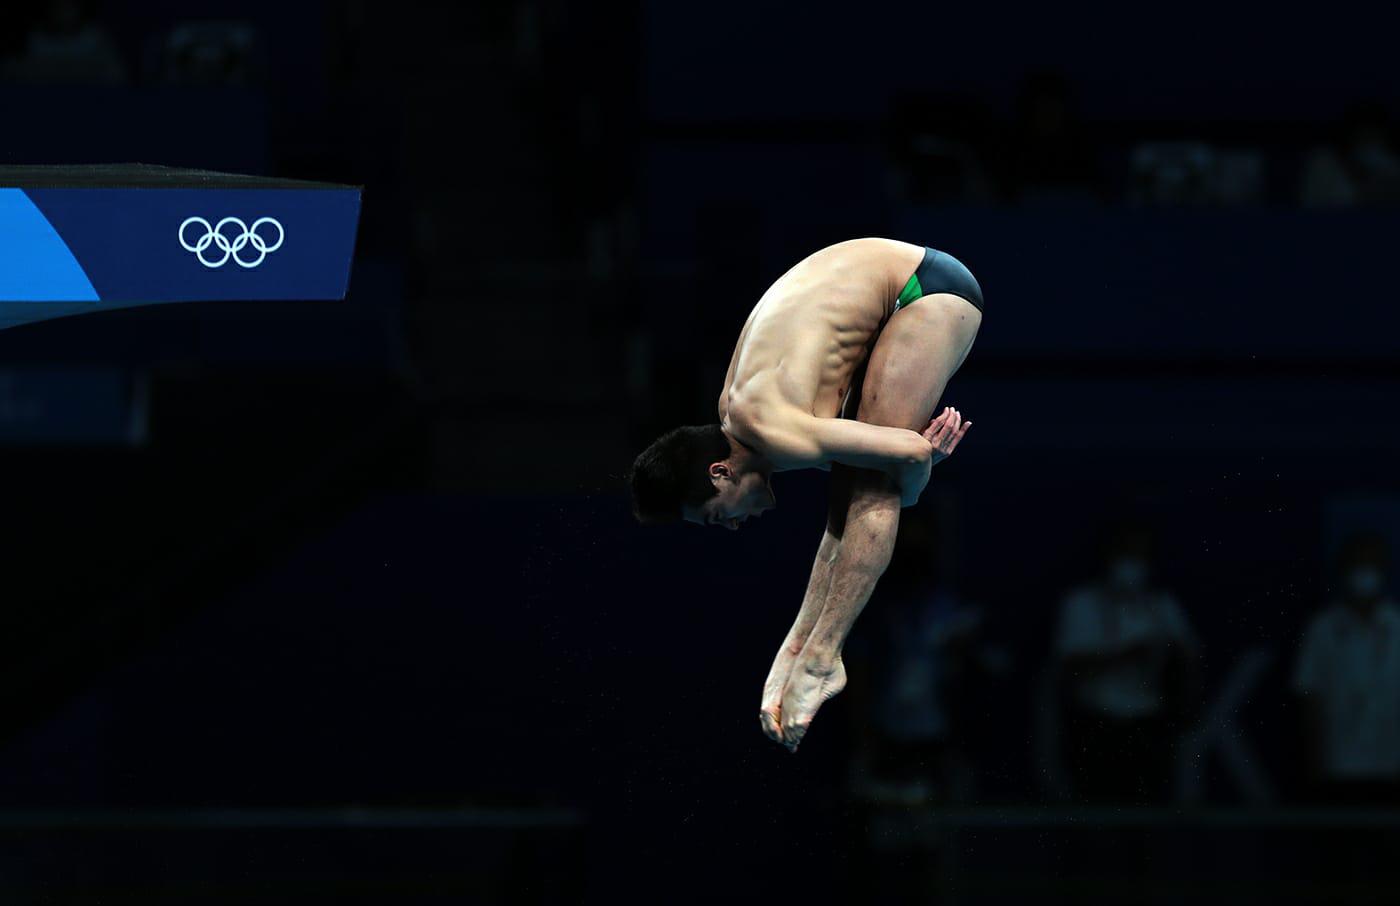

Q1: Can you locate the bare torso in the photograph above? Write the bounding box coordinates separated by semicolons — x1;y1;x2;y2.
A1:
718;238;926;465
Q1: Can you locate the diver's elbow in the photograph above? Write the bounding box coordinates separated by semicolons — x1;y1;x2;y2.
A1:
904;435;933;465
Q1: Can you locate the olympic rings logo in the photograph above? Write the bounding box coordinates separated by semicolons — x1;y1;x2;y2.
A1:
178;216;285;269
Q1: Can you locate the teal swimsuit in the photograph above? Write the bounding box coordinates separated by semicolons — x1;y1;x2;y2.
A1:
894;246;984;314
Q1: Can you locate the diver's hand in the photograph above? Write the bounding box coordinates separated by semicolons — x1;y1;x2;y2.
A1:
922;406;971;466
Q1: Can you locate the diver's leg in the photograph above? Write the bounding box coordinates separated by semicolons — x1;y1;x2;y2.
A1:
758;520;842;743
779;294;981;750
758;374;863;743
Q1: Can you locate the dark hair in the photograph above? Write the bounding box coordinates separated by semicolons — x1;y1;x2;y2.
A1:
627;424;731;524
1098;516;1154;563
1336;531;1390;574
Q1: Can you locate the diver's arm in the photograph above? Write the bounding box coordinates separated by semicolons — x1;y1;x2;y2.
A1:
746;413;932;506
809;417;932;473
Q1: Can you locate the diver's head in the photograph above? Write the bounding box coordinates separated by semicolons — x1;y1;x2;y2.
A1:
628;424;775;530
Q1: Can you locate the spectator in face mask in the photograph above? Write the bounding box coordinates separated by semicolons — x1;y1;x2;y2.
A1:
1046;523;1203;803
1293;533;1400;804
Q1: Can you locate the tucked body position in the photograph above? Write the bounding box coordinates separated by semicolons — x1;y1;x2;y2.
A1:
628;238;984;752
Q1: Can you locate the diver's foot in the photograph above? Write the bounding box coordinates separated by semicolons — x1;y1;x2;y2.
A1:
759;644;801;744
778;655;847;753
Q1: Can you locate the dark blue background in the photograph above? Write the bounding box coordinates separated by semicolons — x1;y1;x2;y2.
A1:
1;1;1398;902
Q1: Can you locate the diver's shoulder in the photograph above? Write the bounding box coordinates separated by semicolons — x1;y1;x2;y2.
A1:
725;391;805;440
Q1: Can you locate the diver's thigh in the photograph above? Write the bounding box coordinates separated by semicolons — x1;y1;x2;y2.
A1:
855;294;980;430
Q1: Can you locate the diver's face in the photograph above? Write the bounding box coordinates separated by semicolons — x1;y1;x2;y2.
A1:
682;467;776;531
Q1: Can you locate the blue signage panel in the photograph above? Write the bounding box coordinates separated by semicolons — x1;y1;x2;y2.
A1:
0;173;360;327
0;189;100;303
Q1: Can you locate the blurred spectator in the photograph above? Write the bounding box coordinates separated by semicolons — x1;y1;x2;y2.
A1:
1130;142;1216;205
1004;70;1100;204
885;93;995;204
1293;532;1400;804
148;22;266;86
0;0;126;84
847;508;1008;901
1129;142;1266;206
1300;103;1400;207
1045;522;1202;803
851;511;1007;806
865;588;985;801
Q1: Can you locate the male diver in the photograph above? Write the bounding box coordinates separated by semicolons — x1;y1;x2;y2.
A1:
628;238;983;752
